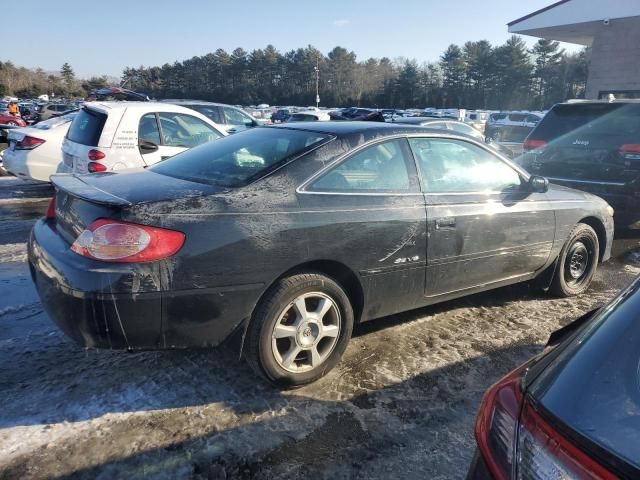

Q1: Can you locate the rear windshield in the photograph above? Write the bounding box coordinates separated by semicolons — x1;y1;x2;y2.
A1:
67;108;107;146
150;127;331;187
531;279;640;470
534;103;640;141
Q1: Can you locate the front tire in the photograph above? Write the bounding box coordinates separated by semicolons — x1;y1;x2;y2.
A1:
245;273;354;387
551;223;599;297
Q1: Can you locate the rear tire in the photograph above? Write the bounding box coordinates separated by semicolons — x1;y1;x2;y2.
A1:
551;223;599;297
245;273;354;387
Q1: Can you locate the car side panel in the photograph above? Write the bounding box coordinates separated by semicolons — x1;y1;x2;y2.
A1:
297;193;427;321
424;191;556;298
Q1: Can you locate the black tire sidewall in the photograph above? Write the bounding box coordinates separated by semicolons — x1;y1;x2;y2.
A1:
553;224;599;297
249;274;354;387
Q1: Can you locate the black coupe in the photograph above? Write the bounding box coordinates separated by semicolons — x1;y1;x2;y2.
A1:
29;122;614;386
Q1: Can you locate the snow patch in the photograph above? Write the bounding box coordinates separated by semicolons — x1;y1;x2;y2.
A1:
0;243;27;263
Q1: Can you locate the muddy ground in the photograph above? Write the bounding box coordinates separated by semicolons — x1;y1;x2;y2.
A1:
1;175;639;479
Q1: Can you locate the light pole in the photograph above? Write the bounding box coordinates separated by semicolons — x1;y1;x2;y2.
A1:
314;56;320;108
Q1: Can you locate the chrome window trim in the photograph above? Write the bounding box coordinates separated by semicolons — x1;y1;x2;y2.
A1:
297;131;530;197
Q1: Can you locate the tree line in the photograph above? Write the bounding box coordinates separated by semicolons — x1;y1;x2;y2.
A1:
1;36;588;110
0;62;111;99
122;36;588;110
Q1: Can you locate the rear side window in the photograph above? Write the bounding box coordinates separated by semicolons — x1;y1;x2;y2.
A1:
508;113;526;122
150;127;330;187
157;112;223;147
139;113;161;145
309;139;417;192
533;103;640;141
67;108;107;146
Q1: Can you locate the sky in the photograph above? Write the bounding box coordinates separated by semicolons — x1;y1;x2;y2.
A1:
10;0;580;78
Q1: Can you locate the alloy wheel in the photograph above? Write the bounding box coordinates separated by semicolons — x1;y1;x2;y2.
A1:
271;292;341;373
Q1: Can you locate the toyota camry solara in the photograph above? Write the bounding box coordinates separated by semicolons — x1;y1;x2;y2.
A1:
29;122;614;386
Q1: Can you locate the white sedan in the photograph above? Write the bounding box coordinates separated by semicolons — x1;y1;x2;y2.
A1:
3;113;77;182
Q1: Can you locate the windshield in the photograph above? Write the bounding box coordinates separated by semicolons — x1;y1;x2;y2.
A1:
531;278;640;470
150;127;331;187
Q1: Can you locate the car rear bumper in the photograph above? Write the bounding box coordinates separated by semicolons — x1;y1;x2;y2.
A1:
466;450;492;479
28;219;259;350
3;149;54;182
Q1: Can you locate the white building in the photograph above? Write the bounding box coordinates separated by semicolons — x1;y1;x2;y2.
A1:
509;0;640;99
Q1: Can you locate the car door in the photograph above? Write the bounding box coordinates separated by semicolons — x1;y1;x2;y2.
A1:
221;106;256;134
138;112;224;166
298;137;427;320
408;136;555;299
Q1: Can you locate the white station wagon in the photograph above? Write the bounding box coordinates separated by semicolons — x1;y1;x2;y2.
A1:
61;102;227;174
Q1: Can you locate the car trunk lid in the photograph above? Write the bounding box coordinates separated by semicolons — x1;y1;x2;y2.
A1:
50;171;226;244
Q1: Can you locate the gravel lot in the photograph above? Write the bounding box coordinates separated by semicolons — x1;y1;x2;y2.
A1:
1;175;639;480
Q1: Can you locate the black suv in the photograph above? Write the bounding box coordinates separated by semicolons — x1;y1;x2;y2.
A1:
520;100;640;229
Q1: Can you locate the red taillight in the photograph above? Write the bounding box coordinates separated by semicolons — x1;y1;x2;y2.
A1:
620;144;640;160
70;219;185;263
517;403;617;480
475;365;618;480
523;139;547;151
45;196;56;220
88;162;107;173
16;135;46;150
88;149;106;161
475;366;525;480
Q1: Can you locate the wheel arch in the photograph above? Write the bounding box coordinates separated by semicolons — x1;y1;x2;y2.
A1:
276;260;365;323
578;216;607;262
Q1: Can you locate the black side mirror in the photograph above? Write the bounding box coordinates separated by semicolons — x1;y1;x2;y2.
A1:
139;140;159;154
528;175;549;193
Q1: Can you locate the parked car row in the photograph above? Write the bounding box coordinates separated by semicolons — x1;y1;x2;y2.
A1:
484;111;545;143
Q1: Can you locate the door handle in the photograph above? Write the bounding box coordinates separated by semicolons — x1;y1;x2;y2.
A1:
435;217;456;229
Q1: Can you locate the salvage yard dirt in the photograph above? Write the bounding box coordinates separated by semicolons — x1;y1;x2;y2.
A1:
1;176;639;479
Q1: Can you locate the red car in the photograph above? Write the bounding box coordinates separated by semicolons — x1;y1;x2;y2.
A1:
0;113;26;127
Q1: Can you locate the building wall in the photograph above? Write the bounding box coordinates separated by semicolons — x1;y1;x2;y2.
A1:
586;16;640;98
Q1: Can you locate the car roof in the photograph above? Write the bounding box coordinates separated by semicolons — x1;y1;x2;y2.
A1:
161;99;239;108
267;121;473;137
84;101;201;114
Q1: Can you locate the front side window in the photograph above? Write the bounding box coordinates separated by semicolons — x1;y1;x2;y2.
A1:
187;105;224;124
158;112;223;148
223;107;254;126
310;139;416;192
138;113;161;145
409;138;521;193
